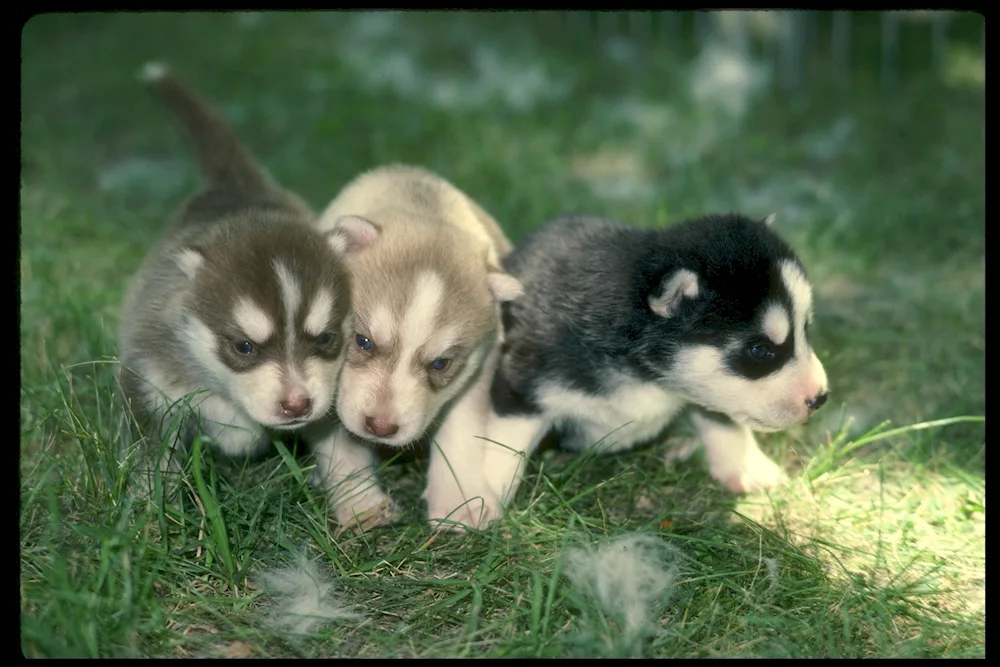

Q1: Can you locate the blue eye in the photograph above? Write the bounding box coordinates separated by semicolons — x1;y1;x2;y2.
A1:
316;332;334;346
430;358;451;371
234;340;254;355
748;344;774;360
356;334;373;352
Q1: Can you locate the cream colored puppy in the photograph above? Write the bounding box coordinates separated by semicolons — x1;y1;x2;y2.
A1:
306;164;522;531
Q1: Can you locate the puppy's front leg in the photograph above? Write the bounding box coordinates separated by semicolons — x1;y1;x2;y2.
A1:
481;408;550;522
689;410;789;493
424;345;498;533
304;419;399;531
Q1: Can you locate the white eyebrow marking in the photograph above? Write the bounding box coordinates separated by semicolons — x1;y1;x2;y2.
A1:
761;303;790;345
304;288;334;337
232;296;275;342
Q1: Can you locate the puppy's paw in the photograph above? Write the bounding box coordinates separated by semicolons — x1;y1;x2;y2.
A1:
333;493;401;534
717;454;789;494
426;487;499;533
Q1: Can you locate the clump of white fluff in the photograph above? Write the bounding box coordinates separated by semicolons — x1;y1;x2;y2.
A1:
257;552;364;635
563;533;684;645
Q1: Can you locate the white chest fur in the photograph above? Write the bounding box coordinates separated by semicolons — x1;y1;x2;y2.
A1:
535;377;688;453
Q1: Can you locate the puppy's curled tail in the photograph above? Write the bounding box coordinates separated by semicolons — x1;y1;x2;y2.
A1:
139;61;271;193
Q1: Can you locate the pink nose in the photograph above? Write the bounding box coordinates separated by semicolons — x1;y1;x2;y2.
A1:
364;415;399;438
280;393;312;419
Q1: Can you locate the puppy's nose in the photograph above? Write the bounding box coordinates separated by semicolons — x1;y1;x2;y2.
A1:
280;392;312;419
365;415;399;438
805;392;828;413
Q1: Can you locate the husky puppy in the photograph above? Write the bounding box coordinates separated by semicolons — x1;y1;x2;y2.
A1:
308;165;523;531
118;64;354;493
470;212;830;525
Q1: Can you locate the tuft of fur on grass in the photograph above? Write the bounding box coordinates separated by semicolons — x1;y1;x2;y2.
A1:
256;553;364;636
563;533;684;650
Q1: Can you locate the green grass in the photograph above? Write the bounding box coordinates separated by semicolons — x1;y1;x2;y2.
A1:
20;11;984;658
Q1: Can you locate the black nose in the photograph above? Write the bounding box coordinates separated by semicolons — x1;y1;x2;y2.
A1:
806;392;828;412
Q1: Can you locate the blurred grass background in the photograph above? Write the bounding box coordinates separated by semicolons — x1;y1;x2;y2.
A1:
20;11;984;658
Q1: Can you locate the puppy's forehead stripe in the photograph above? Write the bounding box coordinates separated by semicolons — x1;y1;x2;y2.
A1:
400;270;445;351
369;304;396;347
761;303;790;346
273;259;302;372
304;288;334;337
273;260;302;323
233;296;275;342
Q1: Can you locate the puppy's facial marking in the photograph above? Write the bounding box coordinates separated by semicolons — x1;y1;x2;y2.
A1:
303;288;335;337
232;296;275;343
760;303;790;346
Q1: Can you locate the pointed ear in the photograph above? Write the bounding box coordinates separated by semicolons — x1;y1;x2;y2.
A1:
325;215;380;256
649;268;699;318
762;212;777;227
174;246;205;280
486;266;524;303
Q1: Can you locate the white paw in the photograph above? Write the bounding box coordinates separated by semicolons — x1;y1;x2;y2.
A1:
715;453;789;494
332;488;401;533
426;485;502;533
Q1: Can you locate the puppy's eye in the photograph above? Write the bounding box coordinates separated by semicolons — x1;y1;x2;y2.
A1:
355;334;373;352
316;332;334;346
748;344;775;361
429;358;451;371
234;340;255;355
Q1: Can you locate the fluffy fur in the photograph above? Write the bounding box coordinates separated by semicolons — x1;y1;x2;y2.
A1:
257;553;364;635
306;165;522;531
563;534;684;651
117;64;354;493
461;213;829;525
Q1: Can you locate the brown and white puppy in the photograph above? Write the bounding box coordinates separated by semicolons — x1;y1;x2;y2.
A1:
117;64;354;493
306;165;522;531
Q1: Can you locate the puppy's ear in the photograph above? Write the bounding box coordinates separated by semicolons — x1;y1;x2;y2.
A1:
649;268;699;318
326;215;380;256
762;212;777;227
486;265;524;302
174;246;205;280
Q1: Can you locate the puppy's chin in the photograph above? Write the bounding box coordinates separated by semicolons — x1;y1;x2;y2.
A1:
339;418;423;448
268;420;312;432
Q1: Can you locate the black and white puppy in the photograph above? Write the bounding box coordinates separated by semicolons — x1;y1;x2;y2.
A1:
465;212;829;526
